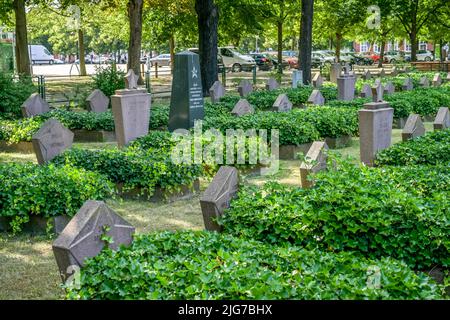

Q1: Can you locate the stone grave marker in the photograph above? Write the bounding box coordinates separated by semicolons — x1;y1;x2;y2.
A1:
371;82;384;102
330;63;342;83
237;79;253;97
337;67;356;101
52;200;135;282
362;69;372;81
433;107;450;130
32;119;74;165
419;76;430;88
200;166;239;231
307;89;325;106
292;70;303;88
86;89;109;113
374;78;382;87
360;84;372;98
272;93;292;112
299;141;328;188
402;77;414;91
312;73;323;88
168;51;204;131
384;81;395;95
402;114;425;141
379;68;386;78
265;77;279;91
432;73;442;87
209;80;225;103
231;99;254;116
358;100;394;166
21;93;51;118
391;67;398;77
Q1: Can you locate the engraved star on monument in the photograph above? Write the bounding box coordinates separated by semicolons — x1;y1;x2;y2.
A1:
192;66;198;79
125;69;138;89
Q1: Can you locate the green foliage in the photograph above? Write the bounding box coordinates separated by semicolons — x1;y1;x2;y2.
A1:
0;163;113;232
65;231;443;300
91;65;125;98
222;162;450;269
375;129;450;166
0;73;36;120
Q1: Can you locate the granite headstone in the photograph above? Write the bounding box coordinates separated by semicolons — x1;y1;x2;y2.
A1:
86;89;109;113
299;141;328;188
237;79;253;97
433;107;450;130
231;99;254;116
272;93;292;112
266;78;279;91
21;93;51;118
402;114;425;141
307;89;325;106
209;80;225;103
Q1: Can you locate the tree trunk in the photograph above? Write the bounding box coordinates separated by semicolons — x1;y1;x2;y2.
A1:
127;0;144;84
195;0;219;96
277;20;283;74
335;33;342;62
409;15;418;62
169;35;175;73
299;0;314;85
78;29;87;76
13;0;30;76
378;39;386;68
439;39;444;62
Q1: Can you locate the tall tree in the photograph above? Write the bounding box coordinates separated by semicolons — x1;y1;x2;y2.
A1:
127;0;143;83
299;0;313;84
13;0;30;75
195;0;218;96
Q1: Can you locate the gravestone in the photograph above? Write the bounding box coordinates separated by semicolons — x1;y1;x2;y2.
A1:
168;51;204;131
419;76;430;88
432;73;442;87
402;77;414;91
272;93;292;112
52;200;135;282
337;67;356;101
266;78;279;91
200;166;239;232
330;63;342;83
209;80;225;103
86;89;109;113
237;79;253;97
231;99;254;116
362;69;372;81
360;84;372;98
307;89;325;106
32;119;74;165
374;78;382;87
312;73;323;88
358;101;394;166
379;68;386;78
402;114;425;141
292;70;303;88
371;82;384;102
391;67;398;77
299;141;328;188
433;107;450;130
21;93;51;118
383;81;395;95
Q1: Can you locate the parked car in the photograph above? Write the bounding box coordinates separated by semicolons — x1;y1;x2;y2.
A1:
404;50;434;62
249;53;274;71
53;58;65;64
28;45;54;65
219;46;255;72
263;52;290;70
348;53;373;65
312;51;335;65
383;51;405;63
339;52;354;63
286;56;298;69
187;48;228;72
148;54;171;67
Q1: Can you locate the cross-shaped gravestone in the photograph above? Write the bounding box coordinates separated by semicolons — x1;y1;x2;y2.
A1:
237;79;253;97
273;93;292;112
125;69;138;89
21;93;51;118
419;76;430;88
360;83;372;98
384;81;395;95
362;69;372;81
402;77;414;91
265;78;279;91
402;114;425;141
371;83;384;102
200;166;239;231
299;141;328;188
231;99;254;116
432;73;442;87
52;200;135;282
433;107;450;131
86;89;109;113
32;119;74;165
307;89;325;106
312;73;323;88
209;80;225;103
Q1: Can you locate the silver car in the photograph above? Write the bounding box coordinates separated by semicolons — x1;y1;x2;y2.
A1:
148;54;171;67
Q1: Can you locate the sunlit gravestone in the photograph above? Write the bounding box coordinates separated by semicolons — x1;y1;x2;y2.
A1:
360;84;372;98
330;63;342;83
21;93;51;118
433;107;450;131
266;78;279;91
312;73;323;88
402;114;425;141
299;141;328;188
86;89;109;113
292;70;303;88
337;66;356;101
307;89;325;106
231;99;254;116
402;78;413;91
432;73;442;87
272;93;292;112
237;79;253;97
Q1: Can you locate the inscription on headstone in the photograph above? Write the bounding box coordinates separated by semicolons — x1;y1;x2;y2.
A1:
273;93;292;112
299;141;328;188
21;93;51;118
402;114;425;141
86;89;109;113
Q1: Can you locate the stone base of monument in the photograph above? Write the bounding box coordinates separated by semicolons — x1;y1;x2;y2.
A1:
279;143;312;160
116;179;200;202
0;215;70;234
73;129;116;142
0;141;34;153
324;135;352;149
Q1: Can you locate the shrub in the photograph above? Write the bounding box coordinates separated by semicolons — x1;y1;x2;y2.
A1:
42;109;115;131
0;163;113;232
0;73;36;119
65;231;443;300
221;162;450;269
91;65;125;98
375;129;450;166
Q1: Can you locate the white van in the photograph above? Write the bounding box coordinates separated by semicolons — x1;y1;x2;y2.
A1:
188;46;255;72
28;45;54;65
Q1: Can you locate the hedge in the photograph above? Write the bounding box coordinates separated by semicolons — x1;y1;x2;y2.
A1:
375;128;450;166
221;162;450;269
0;163;113;232
0;73;36;120
65;231;443;300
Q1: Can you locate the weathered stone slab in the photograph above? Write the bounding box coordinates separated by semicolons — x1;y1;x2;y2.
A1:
72;129;116;143
419;76;430;88
337;70;356;101
402;114;425;141
312;73;323;88
21;93;50;118
272;93;292;112
330;63;342;83
292;70;303;88
402;77;414;91
307;89;325;106
384;81;395;95
32;119;74;165
86;89;109;113
231;99;254;116
379;68;386;78
265;78;279;91
360;84;372;98
237;79;253;97
209;80;226;103
433;107;450;130
299;141;328;188
432;73;442;87
52;200;135;282
200;166;239;231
